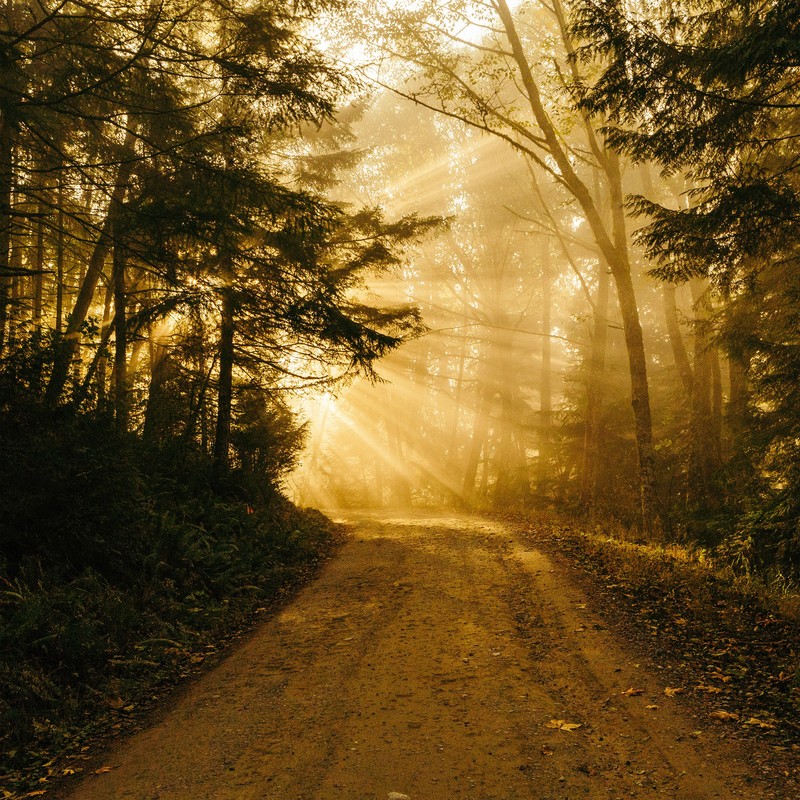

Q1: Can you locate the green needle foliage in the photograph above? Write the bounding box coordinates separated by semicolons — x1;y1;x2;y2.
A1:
0;0;438;785
572;0;800;565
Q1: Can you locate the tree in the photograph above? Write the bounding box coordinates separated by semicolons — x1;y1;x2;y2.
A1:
0;0;437;494
573;0;800;557
356;0;661;530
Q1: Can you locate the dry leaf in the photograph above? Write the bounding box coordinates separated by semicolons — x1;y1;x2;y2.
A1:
94;766;114;775
695;684;722;694
645;704;658;710
621;687;644;696
744;717;776;729
546;719;582;732
710;710;739;721
541;744;555;756
708;671;731;683
664;687;684;697
24;792;48;798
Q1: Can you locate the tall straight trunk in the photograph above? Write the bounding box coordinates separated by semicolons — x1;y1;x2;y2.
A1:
537;239;552;493
606;152;660;534
33;206;44;331
143;333;170;442
462;380;493;504
444;329;468;479
494;387;514;505
728;357;748;435
580;256;610;511
663;283;693;398
0;112;15;355
213;283;235;470
687;280;721;508
8;269;19;350
710;345;723;461
726;353;749;478
387;412;412;507
55;181;65;333
96;281;114;406
497;0;659;533
112;208;128;433
374;451;384;508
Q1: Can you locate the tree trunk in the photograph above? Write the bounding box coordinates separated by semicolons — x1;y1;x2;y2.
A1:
444;329;467;487
143;333;170;442
32;206;44;331
46;130;135;405
710;344;723;462
0;111;16;356
97;281;114;406
388;414;412;507
112;207;128;433
687;279;721;510
213;283;235;470
496;0;659;534
462;379;493;504
663;283;693;398
580;255;610;512
728;355;749;438
55;180;65;334
537;238;552;494
8;253;19;351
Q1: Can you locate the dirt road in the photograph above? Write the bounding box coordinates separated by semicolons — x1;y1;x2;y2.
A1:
63;513;785;800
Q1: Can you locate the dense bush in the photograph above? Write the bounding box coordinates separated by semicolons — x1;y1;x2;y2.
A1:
0;406;339;774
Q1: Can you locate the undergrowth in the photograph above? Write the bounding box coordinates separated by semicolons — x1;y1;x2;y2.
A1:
0;407;340;797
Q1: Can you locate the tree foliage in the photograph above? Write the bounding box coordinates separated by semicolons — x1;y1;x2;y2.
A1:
573;0;800;561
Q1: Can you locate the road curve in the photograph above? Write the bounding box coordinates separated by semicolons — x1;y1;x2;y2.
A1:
62;512;779;800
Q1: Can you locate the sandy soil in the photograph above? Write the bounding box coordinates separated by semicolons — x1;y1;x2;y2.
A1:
62;513;787;800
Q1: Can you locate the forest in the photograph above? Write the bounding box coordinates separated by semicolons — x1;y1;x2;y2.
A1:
1;0;798;793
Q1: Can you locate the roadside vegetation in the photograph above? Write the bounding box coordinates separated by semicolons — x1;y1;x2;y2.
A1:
514;511;800;749
2;0;800;795
0;1;429;795
0;402;342;795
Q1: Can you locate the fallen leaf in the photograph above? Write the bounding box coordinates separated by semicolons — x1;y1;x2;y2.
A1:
695;684;722;694
24;793;48;798
645;704;658;710
664;687;684;697
744;717;776;730
710;710;739;721
708;672;731;683
94;766;115;775
541;744;554;756
621;687;644;696
546;719;582;732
